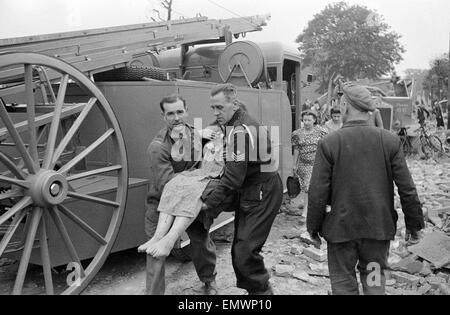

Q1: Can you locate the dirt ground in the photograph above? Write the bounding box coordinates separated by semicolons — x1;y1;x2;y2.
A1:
81;209;329;295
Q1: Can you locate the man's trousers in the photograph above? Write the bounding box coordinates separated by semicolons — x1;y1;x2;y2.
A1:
327;239;390;295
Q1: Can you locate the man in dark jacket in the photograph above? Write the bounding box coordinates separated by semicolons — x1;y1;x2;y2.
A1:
201;83;283;295
307;83;424;295
141;94;218;295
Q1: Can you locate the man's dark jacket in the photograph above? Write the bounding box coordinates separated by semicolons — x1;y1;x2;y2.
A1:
307;120;424;243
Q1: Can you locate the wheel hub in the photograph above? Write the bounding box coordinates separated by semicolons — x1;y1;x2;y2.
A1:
28;170;68;206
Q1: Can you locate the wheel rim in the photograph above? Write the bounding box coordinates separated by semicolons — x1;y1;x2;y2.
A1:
429;136;443;154
0;52;128;295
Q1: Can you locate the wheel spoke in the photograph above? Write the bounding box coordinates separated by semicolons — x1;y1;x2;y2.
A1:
0;189;23;201
0;175;30;189
52;97;97;166
12;207;42;295
24;64;39;167
57;204;107;245
0;100;37;174
0;152;26;179
0;196;32;227
58;128;115;175
43;74;69;169
37;124;49;145
39;214;54;295
0;209;28;257
48;206;85;278
67;191;120;208
67;165;122;182
39;67;57;104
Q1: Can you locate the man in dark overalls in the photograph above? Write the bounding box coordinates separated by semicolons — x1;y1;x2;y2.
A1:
141;94;218;295
201;84;283;295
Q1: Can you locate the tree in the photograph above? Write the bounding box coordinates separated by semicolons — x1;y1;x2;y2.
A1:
296;1;405;93
423;53;449;101
161;0;173;21
150;0;174;22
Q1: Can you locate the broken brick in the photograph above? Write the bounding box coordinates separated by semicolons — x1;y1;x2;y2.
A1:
292;269;319;285
427;276;447;289
273;264;295;278
417;284;432;295
303;246;327;262
390;271;421;287
390;256;423;274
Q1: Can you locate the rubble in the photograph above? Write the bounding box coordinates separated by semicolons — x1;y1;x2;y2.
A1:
303;246;327;262
408;231;450;269
308;262;329;277
265;158;450;295
390;255;424;274
390;271;421;287
292;269;319;285
290;244;304;256
273;264;295;278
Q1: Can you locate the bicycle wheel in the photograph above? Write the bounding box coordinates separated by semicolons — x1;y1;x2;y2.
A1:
420;136;433;158
428;135;444;155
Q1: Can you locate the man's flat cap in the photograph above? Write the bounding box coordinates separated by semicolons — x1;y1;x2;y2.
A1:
342;83;376;112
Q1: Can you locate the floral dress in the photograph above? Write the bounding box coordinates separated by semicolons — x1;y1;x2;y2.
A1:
291;126;328;193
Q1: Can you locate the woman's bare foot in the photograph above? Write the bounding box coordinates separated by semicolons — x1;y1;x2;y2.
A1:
146;241;160;256
138;236;162;253
151;237;177;258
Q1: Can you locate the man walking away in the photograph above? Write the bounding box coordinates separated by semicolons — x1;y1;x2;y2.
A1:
307;83;425;295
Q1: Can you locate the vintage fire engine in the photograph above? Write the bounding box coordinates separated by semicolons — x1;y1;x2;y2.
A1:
0;14;302;294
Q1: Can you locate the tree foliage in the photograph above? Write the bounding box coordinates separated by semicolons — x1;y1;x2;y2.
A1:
423;53;449;101
296;1;405;92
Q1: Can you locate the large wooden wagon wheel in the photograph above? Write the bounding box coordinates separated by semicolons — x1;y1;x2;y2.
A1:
0;52;128;295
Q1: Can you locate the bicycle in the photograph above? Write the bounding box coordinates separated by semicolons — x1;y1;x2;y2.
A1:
416;123;445;159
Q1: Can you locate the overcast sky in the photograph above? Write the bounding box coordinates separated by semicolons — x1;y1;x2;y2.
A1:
0;0;448;74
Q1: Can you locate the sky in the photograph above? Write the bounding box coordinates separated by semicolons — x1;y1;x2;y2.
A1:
0;0;449;75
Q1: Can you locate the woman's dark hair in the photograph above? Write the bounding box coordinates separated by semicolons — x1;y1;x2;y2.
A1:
301;110;318;124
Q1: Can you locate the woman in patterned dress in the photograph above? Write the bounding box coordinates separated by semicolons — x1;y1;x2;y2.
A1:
292;111;328;219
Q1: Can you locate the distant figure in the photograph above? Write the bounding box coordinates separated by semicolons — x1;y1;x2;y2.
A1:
324;108;343;133
447;100;450;130
292;111;328;220
417;101;430;126
432;101;445;129
311;101;322;124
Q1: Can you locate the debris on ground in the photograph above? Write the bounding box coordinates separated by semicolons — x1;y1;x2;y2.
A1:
272;157;450;295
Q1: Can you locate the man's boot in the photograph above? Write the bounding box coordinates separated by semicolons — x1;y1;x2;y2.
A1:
204;280;218;295
248;284;274;295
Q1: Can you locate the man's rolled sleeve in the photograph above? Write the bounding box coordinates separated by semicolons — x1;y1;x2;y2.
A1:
307;140;332;235
391;141;425;232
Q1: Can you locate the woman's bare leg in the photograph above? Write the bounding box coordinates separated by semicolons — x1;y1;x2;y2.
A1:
138;213;175;253
302;192;309;220
152;216;196;258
